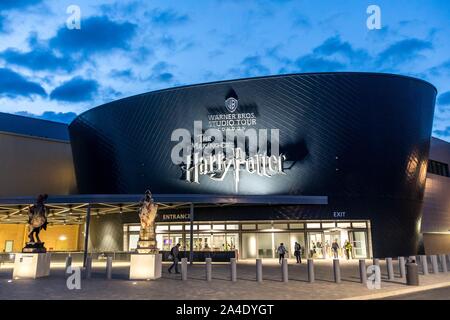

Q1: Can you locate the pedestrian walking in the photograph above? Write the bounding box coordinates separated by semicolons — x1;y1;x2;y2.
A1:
344;240;352;260
332;239;339;259
168;243;181;274
294;242;302;263
277;243;287;264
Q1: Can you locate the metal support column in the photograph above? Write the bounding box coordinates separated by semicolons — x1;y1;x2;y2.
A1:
83;204;91;268
189;203;194;265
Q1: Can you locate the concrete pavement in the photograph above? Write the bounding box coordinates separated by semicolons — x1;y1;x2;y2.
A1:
1;259;449;300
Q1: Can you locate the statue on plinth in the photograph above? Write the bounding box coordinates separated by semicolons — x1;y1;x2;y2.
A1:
136;190;159;254
23;194;49;253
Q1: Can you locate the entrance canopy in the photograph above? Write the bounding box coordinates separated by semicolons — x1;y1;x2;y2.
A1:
0;194;327;225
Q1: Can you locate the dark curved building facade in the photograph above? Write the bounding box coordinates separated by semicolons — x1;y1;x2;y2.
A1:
69;73;437;258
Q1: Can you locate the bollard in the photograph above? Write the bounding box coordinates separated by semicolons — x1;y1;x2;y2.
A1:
333;259;341;283
359;259;367;284
386;258;394;280
106;256;113;280
372;258;379;267
431;255;439;273
181;258;188;281
65;255;72;275
230;258;237;282
256;259;263;282
85;255;92;279
439;254;447;273
447;254;450;270
420;255;428;275
307;258;315;283
281;258;288;283
398;257;406;278
205;258;212;281
406;260;419;286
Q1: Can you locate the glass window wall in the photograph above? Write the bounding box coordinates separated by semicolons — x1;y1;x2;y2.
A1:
125;219;370;259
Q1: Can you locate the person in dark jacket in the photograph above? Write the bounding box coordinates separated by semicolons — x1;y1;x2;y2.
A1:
294;242;302;263
168;243;181;274
332;239;340;259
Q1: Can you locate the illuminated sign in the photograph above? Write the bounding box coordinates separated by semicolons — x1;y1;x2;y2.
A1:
171;91;286;192
161;213;191;221
185;148;286;192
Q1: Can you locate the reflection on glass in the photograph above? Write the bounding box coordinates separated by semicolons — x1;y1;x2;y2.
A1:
257;233;273;258
274;233;290;257
242;233;256;259
273;224;288;230
128;234;139;251
290;233;305;257
307;232;324;258
352;231;367;258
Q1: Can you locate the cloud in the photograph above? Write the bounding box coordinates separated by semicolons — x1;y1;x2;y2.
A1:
157;34;194;52
146;8;189;26
313;35;369;65
0;15;5;32
0;68;46;98
437;91;450;105
230;55;271;77
430;60;450;77
266;46;292;65
14;111;77;123
376;38;432;68
0;0;42;10
0;47;75;71
101;87;123;100
98;1;142;16
149;62;175;83
295;55;345;72
50;77;99;102
49;16;137;56
292;15;311;29
292;36;368;72
109;69;134;79
365;25;395;42
433;126;450;138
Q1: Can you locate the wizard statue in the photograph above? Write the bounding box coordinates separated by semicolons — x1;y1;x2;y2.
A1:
136;190;159;254
23;194;49;253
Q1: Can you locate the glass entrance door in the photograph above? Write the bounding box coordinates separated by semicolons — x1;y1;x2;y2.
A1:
307;232;324;258
324;231;341;259
242;233;256;259
257;233;273;258
274;233;290;258
350;231;368;258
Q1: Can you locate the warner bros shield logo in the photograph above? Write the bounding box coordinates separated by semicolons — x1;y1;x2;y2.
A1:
225;97;239;113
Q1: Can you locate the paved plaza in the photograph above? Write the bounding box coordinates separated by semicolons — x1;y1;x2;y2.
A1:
1;259;449;300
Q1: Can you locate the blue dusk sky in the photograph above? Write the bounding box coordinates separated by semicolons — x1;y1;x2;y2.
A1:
0;0;449;140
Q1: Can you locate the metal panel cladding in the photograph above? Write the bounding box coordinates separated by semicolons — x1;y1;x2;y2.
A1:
69;72;436;257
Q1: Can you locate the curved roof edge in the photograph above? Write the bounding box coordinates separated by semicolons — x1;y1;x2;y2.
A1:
70;72;437;127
